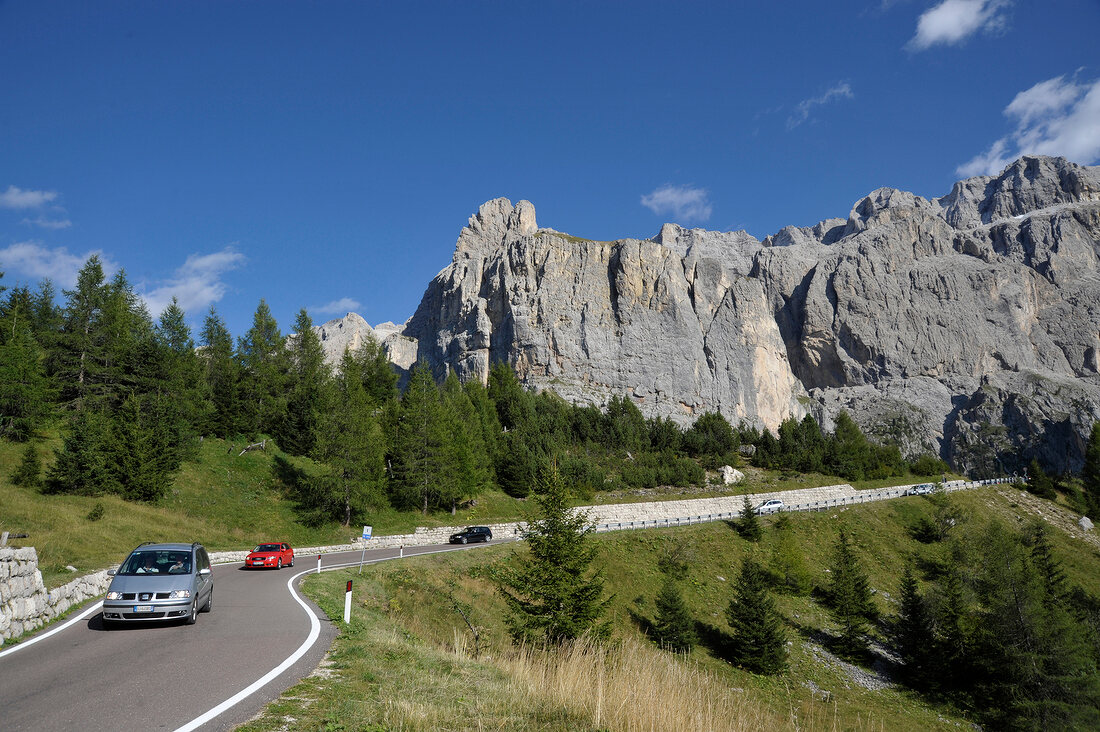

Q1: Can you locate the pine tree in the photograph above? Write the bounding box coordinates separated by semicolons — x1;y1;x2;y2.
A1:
10;441;43;489
1027;520;1068;608
108;393;170;502
727;558;787;674
827;529;876;657
493;462;611;645
488;362;534;431
970;522;1100;730
236;300;288;438
826;412;872;481
895;565;935;690
1083;422;1100;519
354;331;398;404
152;298;205;456
309;347;387;526
736;494;763;542
653;579;697;652
279;309;331;456
0;305;51;440
200;306;239;438
54;256;108;409
771;514;813;595
45;407;114;496
441;372;491;513
390;365;450;513
1025;458;1057;499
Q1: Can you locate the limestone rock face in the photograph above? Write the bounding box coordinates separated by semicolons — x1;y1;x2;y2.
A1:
402;198;806;429
752;155;1100;473
359;155;1100;474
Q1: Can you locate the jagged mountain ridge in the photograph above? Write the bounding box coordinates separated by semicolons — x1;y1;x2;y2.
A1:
327;155;1100;474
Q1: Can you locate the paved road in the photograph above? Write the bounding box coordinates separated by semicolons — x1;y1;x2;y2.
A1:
0;541;497;731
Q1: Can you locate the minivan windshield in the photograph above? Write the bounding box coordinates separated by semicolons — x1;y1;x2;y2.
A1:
118;550;191;575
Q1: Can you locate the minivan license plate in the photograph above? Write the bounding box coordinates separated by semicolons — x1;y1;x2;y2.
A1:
134;605;153;613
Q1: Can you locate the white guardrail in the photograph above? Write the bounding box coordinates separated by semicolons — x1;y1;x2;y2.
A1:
590;477;1020;534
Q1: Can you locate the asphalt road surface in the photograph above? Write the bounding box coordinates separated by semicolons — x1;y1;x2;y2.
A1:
0;541;497;731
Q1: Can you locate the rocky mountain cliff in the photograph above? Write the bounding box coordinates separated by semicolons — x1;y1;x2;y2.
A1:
337;156;1100;475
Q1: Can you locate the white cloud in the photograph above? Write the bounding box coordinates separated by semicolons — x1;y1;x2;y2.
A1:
21;216;73;230
0;185;59;209
787;82;853;129
0;241;117;288
957;75;1100;177
908;0;1010;51
640;185;713;223
139;247;246;318
310;297;363;316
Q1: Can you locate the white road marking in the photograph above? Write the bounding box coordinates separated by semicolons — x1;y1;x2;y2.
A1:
173;543;490;731
0;600;104;660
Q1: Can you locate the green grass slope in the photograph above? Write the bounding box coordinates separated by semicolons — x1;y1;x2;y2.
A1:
239;485;1100;731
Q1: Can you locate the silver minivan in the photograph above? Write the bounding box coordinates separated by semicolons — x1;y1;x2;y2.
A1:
101;542;213;627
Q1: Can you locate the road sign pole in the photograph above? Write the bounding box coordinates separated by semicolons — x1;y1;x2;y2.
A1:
358;545;366;574
343;580;352;624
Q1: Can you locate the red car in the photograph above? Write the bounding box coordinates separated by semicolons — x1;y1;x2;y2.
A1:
246;542;295;569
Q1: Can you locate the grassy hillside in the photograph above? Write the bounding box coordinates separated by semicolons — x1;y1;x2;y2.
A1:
1;434;950;588
239;485;1100;731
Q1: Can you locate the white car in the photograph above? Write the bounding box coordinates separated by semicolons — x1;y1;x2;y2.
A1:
906;483;935;496
754;499;784;513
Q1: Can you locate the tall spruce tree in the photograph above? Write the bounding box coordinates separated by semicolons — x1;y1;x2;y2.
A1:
771;513;813;595
970;522;1100;730
736;494;763;542
355;331;398;404
653;578;697;652
200;306;239;438
0;303;50;440
895;565;936;690
280;309;331;456
390;366;451;513
236;300;288;438
827;529;876;657
493;462;611;645
441;372;491;513
54;256;108;409
10;441;44;489
309;347;387;525
727;558;787;674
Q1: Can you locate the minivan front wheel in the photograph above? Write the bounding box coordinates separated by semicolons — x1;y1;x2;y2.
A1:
186;600;198;625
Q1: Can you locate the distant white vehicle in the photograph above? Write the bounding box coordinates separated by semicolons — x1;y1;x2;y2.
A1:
906;484;935;496
754;499;784;513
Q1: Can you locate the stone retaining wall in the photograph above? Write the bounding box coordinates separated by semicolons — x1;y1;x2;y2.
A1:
0;547;111;645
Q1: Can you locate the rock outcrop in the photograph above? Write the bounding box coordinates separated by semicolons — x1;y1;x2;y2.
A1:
348;155;1100;474
402;198;807;429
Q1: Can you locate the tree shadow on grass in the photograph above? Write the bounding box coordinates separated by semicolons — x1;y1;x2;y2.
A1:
695;620;737;664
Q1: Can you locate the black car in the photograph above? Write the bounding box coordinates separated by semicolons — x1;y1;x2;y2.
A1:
449;526;492;544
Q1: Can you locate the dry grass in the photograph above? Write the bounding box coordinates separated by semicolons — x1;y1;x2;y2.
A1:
487;634;780;732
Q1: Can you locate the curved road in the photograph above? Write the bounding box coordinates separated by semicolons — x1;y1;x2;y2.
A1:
0;541;497;731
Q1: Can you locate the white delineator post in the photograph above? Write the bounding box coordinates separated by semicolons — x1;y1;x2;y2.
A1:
343;580;352;624
317;554;321;574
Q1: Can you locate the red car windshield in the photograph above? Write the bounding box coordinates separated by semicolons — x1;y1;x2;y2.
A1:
254;544;283;553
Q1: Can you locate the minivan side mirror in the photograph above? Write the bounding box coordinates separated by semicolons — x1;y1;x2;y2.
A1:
199;567;211;576
107;568;116;576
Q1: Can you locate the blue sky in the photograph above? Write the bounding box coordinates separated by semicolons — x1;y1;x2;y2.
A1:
2;0;1098;339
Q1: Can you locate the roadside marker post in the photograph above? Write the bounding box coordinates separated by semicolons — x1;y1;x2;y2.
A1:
317;554;321;574
359;526;372;574
343;580;352;624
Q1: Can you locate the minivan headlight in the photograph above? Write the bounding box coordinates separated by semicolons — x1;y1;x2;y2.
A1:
106;591;124;600
168;590;192;599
